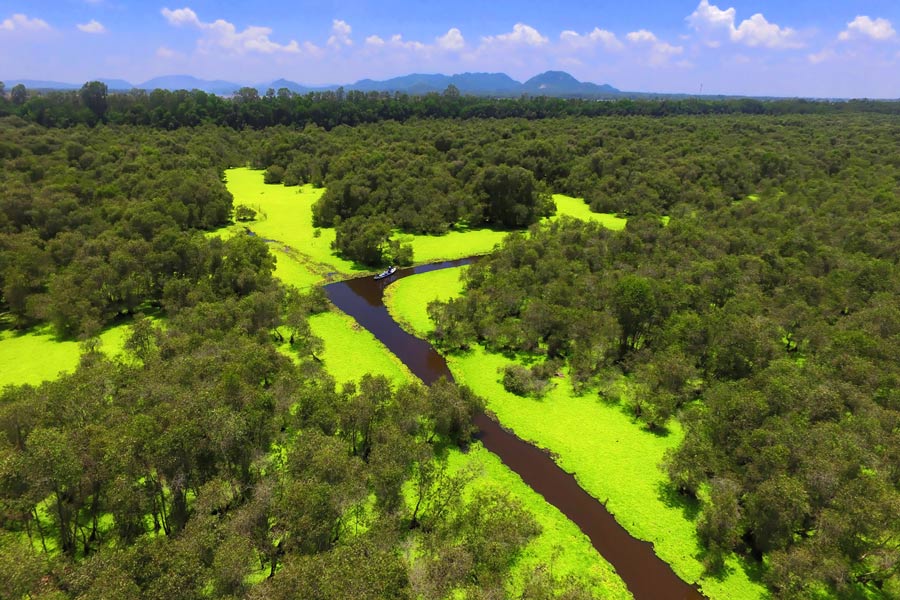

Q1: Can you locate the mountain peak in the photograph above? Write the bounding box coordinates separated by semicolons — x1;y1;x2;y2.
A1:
522;71;619;96
525;71;581;86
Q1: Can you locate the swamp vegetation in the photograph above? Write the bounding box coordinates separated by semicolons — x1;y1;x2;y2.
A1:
0;86;899;598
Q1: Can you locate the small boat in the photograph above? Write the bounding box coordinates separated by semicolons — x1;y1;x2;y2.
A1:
374;266;397;280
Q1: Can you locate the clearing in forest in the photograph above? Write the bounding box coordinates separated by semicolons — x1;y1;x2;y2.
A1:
222;168;626;289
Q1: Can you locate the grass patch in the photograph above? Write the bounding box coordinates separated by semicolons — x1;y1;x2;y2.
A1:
0;322;132;388
307;310;415;387
270;248;324;289
443;443;631;599
549;194;627;231
397;192;628;263
384;266;468;336
220;168;361;289
224;168;358;278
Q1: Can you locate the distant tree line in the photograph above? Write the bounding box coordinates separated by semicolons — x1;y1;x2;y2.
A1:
1;80;899;130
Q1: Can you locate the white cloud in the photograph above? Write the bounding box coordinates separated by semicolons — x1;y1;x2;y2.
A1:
302;41;324;58
733;13;801;48
360;27;464;68
687;0;734;31
626;29;659;44
807;48;836;64
839;16;895;42
161;7;202;28
560;27;623;51
156;45;182;59
482;23;548;47
387;34;425;51
626;29;683;65
436;28;464;51
77;19;106;34
160;7;302;54
327;19;352;48
0;13;51;32
687;0;802;49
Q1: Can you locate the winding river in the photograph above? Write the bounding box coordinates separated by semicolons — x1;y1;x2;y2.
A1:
325;260;704;600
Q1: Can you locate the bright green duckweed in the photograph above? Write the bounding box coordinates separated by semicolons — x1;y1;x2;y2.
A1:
0;323;132;388
308;310;415;387
550;194;627;230
384;266;467;335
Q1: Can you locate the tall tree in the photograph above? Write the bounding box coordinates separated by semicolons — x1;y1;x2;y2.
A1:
79;81;109;123
10;83;26;105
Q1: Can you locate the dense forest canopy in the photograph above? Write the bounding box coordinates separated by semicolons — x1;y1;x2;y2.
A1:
427;116;900;596
10;109;898;326
0;288;538;598
0;118;252;335
1;94;899;599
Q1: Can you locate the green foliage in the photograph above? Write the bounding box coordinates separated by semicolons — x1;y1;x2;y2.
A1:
3;106;900;600
332;214;392;265
387;238;414;267
419;488;541;594
10;83;26;106
501;363;550;398
79;81;108;124
234;204;257;222
0;120;243;335
263;164;285;184
475;164;553;228
423;112;900;597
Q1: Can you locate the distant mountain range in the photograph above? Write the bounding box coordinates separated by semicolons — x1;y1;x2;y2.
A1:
3;71;624;98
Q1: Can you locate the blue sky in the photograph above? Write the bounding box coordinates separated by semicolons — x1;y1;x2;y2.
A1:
1;1;898;97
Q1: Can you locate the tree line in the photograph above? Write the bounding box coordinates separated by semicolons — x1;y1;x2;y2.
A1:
0;118;258;336
1;80;899;131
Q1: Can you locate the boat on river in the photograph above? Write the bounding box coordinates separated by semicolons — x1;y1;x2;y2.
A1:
374;265;397;280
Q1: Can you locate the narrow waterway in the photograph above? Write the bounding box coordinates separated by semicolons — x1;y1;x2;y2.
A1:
325;260;704;600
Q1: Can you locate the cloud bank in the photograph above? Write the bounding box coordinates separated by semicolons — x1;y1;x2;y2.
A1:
687;0;802;49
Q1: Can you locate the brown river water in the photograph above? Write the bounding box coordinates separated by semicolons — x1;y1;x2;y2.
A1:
324;260;704;600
